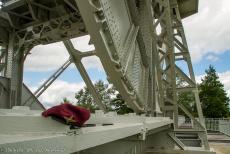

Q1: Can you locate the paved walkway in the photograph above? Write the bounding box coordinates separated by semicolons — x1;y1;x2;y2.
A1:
209;143;230;154
208;132;230;154
208;132;230;142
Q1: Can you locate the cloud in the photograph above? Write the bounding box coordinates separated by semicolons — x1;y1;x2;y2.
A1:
31;80;86;108
183;0;230;62
195;75;203;84
206;54;219;62
218;71;230;97
70;35;95;52
24;35;103;72
81;56;104;71
196;71;230;97
24;42;69;72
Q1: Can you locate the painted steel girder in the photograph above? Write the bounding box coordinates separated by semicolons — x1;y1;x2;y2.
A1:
75;0;153;113
0;0;200;115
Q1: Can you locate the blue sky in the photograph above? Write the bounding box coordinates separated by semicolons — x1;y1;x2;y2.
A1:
24;67;107;87
23;0;230;108
193;51;230;75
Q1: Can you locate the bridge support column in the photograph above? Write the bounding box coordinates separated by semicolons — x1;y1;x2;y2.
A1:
5;33;24;108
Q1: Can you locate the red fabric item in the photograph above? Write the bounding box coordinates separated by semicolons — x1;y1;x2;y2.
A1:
42;103;90;127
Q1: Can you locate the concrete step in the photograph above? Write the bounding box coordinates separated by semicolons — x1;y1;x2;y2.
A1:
176;133;201;147
176;133;199;139
180;138;202;147
174;129;205;133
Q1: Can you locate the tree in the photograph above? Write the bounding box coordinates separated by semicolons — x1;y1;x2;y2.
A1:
75;80;116;112
176;74;198;117
199;65;230;118
178;92;197;117
74;80;133;114
110;93;133;114
62;97;70;103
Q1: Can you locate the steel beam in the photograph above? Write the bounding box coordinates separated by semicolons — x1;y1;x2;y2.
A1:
63;40;106;112
0;0;213;153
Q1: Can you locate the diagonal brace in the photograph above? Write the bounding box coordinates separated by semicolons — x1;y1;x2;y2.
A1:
63;40;107;112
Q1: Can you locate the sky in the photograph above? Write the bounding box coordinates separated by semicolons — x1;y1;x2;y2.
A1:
23;0;230;108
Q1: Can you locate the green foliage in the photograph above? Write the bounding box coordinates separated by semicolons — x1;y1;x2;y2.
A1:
110;94;133;114
177;65;230;118
74;80;133;114
62;97;70;103
177;73;198;117
178;92;197;117
75;80;113;112
199;65;230;118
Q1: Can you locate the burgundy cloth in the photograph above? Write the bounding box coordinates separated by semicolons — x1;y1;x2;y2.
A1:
42;103;90;127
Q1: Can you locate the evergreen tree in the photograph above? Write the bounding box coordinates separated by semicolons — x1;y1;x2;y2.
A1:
199;65;230;118
110;93;133;114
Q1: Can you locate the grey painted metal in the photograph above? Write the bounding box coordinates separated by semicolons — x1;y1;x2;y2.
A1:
205;118;221;132
142;0;208;150
0;0;87;46
6;34;25;108
219;120;230;136
177;0;199;19
0;76;44;110
0;108;213;154
63;40;106;111
0;76;9;108
75;0;149;113
21;83;45;110
0;46;7;75
168;132;185;150
0;108;174;154
0;0;214;153
205;118;230;136
0;0;203;117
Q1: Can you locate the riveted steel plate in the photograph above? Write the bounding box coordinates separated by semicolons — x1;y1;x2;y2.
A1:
76;0;152;113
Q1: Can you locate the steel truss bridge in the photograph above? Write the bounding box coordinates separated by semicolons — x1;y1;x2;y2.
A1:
0;0;215;154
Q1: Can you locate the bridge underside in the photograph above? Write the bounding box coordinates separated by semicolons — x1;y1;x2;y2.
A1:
0;0;215;153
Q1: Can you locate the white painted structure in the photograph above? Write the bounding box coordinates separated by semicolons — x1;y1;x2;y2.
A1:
0;0;216;153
